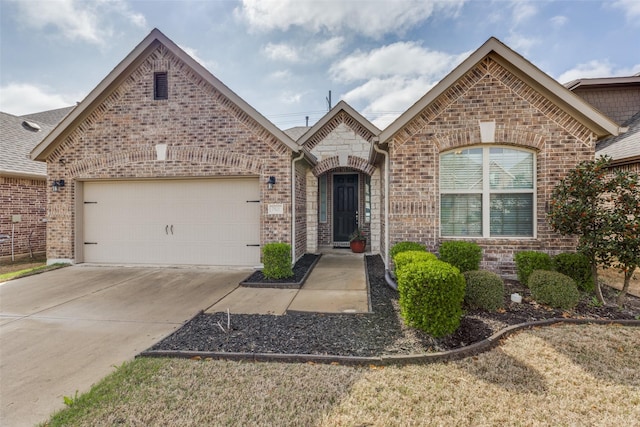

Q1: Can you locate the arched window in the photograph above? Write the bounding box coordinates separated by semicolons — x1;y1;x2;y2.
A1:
440;146;535;238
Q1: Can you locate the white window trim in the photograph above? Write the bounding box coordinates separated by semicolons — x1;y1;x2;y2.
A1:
439;145;537;239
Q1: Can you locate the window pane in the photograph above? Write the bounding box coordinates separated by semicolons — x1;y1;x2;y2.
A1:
489;148;533;190
441;194;482;236
490;194;533;236
440;148;483;191
319;175;327;222
364;175;371;223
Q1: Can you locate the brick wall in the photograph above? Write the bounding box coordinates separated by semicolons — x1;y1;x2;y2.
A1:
387;57;595;276
294;161;307;260
44;44;293;262
0;176;47;258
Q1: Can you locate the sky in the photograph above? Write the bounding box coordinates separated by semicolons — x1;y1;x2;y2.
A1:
1;0;639;130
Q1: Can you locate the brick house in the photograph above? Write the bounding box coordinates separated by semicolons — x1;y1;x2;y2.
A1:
1;107;72;261
31;29;622;275
566;75;640;175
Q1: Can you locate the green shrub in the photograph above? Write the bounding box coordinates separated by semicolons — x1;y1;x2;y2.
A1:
553;252;594;292
438;241;482;273
262;243;293;279
393;251;438;274
396;260;465;337
528;270;580;309
463;270;505;312
514;251;554;286
390;241;427;261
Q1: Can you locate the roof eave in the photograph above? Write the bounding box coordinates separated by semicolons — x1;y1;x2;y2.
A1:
379;37;621;143
32;28;299;161
0;169;46;180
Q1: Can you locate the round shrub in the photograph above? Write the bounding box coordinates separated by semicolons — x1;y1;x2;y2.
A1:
393;251;438;274
396;260;465;337
528;270;580;310
514;251;554;286
390;241;427;261
553;252;594;292
463;270;505;312
438;241;482;273
262;243;293;279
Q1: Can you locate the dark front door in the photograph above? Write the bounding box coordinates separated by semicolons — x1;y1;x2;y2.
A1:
333;174;358;242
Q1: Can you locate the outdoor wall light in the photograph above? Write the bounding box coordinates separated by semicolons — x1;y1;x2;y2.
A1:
52;179;65;192
267;176;276;190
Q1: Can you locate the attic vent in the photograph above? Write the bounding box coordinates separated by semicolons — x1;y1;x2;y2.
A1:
22;120;41;132
154;72;168;100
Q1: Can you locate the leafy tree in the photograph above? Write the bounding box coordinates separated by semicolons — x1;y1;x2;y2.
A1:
608;170;640;305
548;156;639;305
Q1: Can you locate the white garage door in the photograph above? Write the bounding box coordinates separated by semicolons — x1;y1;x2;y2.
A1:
82;178;260;266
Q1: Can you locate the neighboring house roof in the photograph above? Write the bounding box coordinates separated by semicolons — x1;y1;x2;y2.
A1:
0;111;52;178
283;126;311;141
564;74;640;91
379;37;622;143
21;106;75;126
296;100;381;147
31;28;305;162
597;110;640;165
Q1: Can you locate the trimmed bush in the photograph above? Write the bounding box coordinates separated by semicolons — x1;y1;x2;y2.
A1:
393;251;438;274
463;270;505;312
396;260;465;337
553;252;594;292
262;243;293;279
514;251;554;286
390;241;427;261
528;270;580;309
438;241;482;273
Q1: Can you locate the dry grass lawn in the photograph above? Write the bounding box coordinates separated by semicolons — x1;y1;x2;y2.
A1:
600;267;640;298
46;324;640;427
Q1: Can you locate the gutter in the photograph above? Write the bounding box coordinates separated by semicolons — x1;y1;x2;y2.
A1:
372;139;390;270
291;151;305;263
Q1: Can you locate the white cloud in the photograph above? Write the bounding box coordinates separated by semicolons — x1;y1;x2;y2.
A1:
330;42;469;83
280;91;307;104
333;43;469;129
612;0;640;21
557;60;640;84
269;70;293;80
179;45;218;71
505;32;539;54
264;43;301;62
315;36;344;58
0;83;80;115
550;15;568;28
10;0;147;45
510;1;537;25
236;0;466;37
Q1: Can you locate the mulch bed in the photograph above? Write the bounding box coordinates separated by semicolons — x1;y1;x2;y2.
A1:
148;255;640;357
240;254;319;288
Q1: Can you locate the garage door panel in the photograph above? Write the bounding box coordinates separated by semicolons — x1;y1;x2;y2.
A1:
83;179;260;266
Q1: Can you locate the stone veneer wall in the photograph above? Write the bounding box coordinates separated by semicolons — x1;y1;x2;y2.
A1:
0;176;47;258
387;56;597;275
44;44;293;262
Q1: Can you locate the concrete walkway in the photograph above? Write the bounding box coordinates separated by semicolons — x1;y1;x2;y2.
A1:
207;252;369;315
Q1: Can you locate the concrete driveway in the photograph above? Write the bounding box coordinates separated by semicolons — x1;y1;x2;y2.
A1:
0;265;248;427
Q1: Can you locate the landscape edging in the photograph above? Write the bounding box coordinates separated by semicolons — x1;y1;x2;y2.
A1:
138;318;640;366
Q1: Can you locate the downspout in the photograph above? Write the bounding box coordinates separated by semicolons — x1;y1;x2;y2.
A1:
291;151;305;264
372;140;390;271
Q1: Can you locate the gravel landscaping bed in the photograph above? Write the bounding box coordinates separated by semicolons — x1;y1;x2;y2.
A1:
148;255;640;357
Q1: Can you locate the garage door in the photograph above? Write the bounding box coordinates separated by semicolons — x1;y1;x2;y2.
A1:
82;178;260;266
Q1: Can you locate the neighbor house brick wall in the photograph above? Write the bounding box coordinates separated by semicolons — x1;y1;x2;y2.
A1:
572;87;640;125
44;44;294;262
0;176;47;258
387;56;596;276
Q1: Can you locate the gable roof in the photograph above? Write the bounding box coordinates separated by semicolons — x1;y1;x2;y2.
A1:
31;28;302;161
0;111;52;178
21;106;75;126
296;100;381;147
597;111;640;165
379;37;622;143
564;74;640;91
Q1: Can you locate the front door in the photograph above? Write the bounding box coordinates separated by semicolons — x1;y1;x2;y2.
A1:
333;174;358;243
